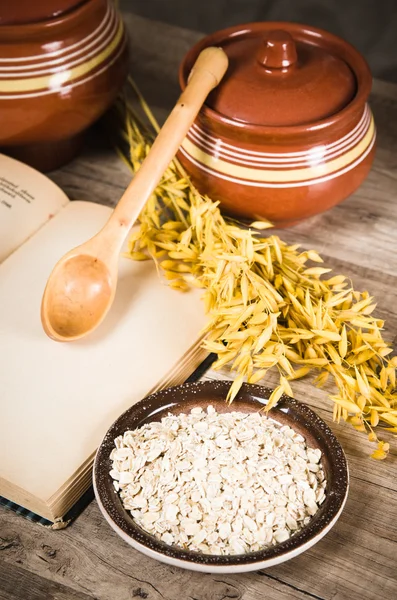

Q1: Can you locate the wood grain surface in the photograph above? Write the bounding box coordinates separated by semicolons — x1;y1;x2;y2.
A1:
1;13;397;600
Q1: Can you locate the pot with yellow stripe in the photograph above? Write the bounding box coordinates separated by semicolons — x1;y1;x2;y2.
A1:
0;0;128;171
178;23;375;227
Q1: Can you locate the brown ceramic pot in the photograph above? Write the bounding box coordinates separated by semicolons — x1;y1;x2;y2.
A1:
178;23;375;227
0;0;129;171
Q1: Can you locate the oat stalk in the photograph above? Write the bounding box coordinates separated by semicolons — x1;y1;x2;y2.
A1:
105;81;396;460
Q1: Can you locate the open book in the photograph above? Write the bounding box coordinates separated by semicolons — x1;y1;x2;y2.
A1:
0;154;208;523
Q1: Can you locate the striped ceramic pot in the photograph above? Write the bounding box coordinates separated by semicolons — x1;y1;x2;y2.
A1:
0;0;129;171
178;23;375;227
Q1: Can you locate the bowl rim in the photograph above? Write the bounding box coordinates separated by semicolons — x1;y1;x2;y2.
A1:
93;380;349;571
179;21;372;137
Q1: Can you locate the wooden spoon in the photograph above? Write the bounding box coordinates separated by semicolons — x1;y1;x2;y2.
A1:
41;47;228;342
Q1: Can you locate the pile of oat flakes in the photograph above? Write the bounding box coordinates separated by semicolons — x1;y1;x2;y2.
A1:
110;406;326;555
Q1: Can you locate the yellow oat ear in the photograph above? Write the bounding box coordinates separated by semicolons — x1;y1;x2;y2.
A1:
106;77;396;459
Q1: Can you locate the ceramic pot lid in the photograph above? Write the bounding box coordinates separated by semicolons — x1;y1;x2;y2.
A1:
205;24;357;127
0;0;85;25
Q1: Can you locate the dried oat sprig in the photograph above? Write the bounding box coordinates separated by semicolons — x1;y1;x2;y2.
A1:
106;82;396;459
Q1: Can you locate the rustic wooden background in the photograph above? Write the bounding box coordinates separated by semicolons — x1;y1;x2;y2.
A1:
1;13;397;600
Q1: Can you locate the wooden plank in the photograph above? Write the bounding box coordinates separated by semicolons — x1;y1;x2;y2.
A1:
0;507;312;600
1;478;396;600
0;560;94;600
48;128;132;207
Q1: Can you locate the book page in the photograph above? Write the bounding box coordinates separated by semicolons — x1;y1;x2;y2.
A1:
0;153;69;263
0;201;207;503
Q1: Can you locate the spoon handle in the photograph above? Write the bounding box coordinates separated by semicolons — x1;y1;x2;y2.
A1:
102;46;228;251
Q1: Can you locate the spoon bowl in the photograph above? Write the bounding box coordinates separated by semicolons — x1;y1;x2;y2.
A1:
41;253;114;341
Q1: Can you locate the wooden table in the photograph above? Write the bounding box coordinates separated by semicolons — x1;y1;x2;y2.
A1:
1;13;397;600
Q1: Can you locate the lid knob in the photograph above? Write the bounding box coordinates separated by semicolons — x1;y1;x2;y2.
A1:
257;30;298;70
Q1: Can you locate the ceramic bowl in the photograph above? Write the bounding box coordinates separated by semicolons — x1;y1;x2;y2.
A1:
94;381;349;573
0;0;129;171
178;23;375;227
